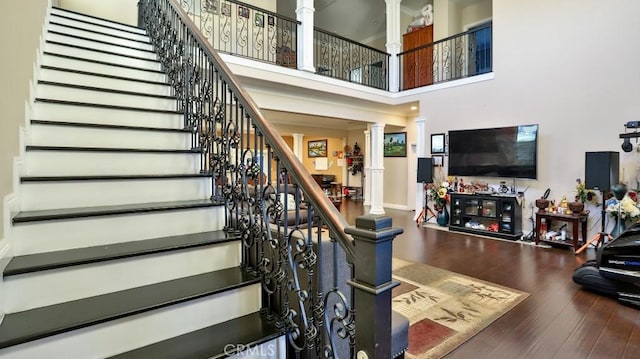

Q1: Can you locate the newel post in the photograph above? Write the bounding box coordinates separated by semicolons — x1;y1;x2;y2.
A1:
345;215;403;359
137;1;144;29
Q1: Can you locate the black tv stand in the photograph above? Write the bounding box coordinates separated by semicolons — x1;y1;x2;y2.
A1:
449;193;523;240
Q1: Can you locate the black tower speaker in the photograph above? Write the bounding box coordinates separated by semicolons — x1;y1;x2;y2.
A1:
585;151;619;190
417;157;433;183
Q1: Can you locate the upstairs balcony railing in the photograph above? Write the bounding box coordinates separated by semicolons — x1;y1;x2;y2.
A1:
314;28;390;90
170;0;490;93
399;23;492;90
177;0;299;68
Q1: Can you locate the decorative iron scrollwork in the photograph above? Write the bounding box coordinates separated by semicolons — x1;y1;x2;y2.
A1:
140;1;356;357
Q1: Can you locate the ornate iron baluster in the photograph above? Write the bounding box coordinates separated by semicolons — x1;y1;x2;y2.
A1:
140;1;364;357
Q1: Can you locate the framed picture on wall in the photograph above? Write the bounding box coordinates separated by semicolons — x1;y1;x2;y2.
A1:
431;133;445;154
308;139;328;157
221;3;231;16
384;132;407;157
432;155;444;167
255;13;264;27
204;0;218;14
238;6;250;18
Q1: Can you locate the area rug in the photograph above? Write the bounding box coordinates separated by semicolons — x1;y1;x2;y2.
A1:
392;258;529;358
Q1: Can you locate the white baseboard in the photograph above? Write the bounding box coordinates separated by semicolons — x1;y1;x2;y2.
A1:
0;193;17;324
384;203;410;211
3;193;18;244
0;237;8;324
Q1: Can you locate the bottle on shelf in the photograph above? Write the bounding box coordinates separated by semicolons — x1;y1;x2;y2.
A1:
459;178;464;192
540;218;547;237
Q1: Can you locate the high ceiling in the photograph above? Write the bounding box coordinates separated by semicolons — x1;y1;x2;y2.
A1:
277;0;431;43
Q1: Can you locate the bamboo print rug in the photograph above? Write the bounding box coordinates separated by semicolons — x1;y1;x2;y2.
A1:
392;259;529;358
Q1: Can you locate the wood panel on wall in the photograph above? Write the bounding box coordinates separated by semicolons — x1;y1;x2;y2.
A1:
403;25;433;90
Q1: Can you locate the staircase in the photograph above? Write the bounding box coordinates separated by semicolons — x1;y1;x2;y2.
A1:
0;7;282;358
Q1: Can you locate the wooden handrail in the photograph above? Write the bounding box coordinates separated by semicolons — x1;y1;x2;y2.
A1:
166;0;356;262
397;23;492;56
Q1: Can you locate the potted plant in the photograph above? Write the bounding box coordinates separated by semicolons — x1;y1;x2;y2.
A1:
569;178;593;214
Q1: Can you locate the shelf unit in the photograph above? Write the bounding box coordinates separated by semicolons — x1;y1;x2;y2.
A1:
449;193;522;240
345;155;363;200
534;212;588;253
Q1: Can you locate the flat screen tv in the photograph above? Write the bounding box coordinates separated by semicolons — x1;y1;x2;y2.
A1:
448;124;538;179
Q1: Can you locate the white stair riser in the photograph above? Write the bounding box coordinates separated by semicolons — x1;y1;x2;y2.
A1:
40;68;171;96
51;9;147;36
48;23;154;51
46;32;157;60
228;337;287;359
32;102;182;128
12;206;225;255
0;284;260;359
25;151;200;176
29;125;190;150
4;241;241;312
42;54;166;82
20;178;211;211
45;42;161;71
47;16;149;43
36;84;176;111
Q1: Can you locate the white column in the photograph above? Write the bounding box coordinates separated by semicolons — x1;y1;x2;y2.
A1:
413;118;427;221
296;0;315;72
363;130;372;206
369;123;385;215
385;0;402;92
341;137;348;187
292;133;304;161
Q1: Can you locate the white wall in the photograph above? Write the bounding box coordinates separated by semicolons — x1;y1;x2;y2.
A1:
416;0;640;237
400;9;418;37
0;1;49;237
383;126;409;209
0;0;50;322
434;0;491;39
461;0;492;30
59;0;138;26
245;0;277;13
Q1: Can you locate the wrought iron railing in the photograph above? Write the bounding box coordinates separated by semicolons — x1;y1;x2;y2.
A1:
314;27;390;90
399;23;492;90
138;0;404;357
176;0;299;68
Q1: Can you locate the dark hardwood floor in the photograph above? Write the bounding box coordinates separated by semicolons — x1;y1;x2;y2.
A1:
338;199;640;358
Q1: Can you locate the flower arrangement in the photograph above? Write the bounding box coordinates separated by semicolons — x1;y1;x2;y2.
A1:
605;193;640;221
426;177;450;211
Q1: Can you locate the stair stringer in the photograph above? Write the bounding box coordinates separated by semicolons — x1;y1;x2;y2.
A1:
0;0;54;324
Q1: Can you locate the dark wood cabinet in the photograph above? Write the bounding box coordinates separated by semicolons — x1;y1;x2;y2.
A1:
449;193;523;240
402;25;433;90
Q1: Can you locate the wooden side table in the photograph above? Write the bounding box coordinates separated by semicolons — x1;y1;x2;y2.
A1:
535;211;588;254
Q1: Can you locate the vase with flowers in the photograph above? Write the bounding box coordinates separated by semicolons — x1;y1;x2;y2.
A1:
605;191;640;237
426;176;451;226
